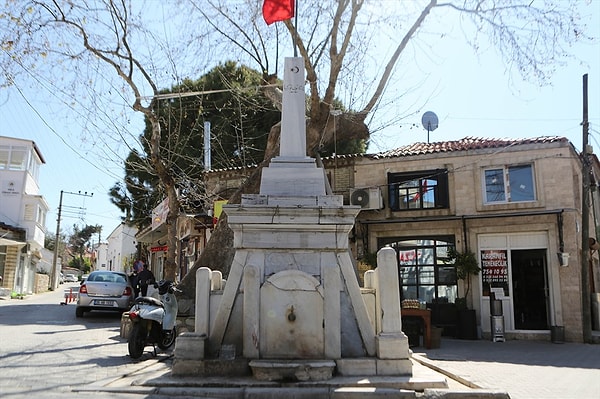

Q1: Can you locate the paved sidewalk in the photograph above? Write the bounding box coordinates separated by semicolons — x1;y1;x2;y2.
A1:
4;291;598;398
412;337;600;399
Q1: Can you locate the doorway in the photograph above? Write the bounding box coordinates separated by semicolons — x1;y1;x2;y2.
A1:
511;249;549;330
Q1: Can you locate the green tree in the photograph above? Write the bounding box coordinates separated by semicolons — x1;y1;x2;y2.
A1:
110;61;365;227
0;1;588;295
109;62;282;226
176;0;588;297
68;257;92;274
67;224;101;273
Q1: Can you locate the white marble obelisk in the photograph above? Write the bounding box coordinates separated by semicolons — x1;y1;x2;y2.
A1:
258;57;327;198
280;57;307;158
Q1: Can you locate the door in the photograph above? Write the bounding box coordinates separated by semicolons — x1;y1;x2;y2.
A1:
511;249;549;330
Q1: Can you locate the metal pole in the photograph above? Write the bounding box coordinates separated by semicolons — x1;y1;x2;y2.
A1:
50;190;64;291
581;73;592;343
49;190;94;290
204;121;211;171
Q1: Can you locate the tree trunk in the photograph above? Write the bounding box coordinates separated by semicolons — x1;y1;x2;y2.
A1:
177;104;370;299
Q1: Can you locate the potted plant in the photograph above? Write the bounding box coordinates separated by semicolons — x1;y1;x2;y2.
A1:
446;247;481;339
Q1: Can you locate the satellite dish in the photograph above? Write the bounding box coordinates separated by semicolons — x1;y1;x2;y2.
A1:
421;111;439;143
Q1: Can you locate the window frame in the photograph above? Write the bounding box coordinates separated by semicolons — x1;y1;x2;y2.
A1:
377;236;457;305
483;164;536;204
388;169;449;211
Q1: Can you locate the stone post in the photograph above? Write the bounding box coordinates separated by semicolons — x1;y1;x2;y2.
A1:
195;267;212;336
375;247;410;361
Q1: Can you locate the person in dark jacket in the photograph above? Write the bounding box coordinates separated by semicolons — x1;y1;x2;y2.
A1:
136;263;155;297
130;260;145;297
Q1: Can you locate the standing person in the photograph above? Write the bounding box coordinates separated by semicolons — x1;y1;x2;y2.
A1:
137;263;155;297
129;268;139;298
131;260;144;298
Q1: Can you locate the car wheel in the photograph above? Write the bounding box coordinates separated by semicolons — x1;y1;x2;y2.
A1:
75;307;85;317
157;327;177;350
128;323;145;359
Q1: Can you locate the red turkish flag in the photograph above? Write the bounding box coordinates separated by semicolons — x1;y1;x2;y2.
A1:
262;0;295;25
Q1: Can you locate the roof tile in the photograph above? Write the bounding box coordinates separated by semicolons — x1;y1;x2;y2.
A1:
371;136;568;159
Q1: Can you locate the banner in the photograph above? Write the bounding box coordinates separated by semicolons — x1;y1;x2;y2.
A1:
481;249;509;297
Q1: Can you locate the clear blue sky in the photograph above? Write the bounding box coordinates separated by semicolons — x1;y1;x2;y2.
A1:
1;2;598;241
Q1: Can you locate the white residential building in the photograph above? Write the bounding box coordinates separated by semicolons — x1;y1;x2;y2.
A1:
105;223;138;273
94;241;108;270
0;136;49;294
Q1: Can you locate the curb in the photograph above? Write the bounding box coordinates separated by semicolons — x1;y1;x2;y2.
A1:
411;353;483;389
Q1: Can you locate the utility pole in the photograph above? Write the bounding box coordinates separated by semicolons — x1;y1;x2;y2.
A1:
50;190;93;291
581;74;592;343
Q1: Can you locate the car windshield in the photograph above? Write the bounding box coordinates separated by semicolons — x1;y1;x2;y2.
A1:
89;273;127;284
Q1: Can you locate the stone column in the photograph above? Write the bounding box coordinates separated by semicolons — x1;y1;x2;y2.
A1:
243;264;260;359
375;247;410;361
195;267;212;336
323;264;341;358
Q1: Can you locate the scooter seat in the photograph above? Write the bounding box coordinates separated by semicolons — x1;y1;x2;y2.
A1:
134;296;164;307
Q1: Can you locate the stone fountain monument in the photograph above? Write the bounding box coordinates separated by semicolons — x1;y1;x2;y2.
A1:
173;57;412;381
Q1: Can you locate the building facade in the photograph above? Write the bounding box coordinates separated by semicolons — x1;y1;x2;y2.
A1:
104;223;138;273
203;136;599;343
347;136;598;343
135;197;211;282
0;136;49;294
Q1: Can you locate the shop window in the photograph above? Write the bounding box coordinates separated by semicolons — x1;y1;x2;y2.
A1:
483;164;535;204
378;236;457;304
388;169;449;211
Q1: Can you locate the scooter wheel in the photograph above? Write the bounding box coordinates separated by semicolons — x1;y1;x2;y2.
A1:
128;323;145;359
157;327;177;350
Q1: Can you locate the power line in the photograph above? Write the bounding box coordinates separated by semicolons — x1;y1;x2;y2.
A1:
50;190;94;291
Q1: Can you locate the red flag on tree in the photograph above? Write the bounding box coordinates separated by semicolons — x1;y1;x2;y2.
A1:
262;0;295;25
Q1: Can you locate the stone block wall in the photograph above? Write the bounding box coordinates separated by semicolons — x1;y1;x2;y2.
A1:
34;273;49;294
1;246;19;291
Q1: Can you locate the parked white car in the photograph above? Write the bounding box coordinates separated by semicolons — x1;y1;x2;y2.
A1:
76;271;134;317
64;273;78;283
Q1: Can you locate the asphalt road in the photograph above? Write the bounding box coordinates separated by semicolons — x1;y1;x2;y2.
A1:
4;286;599;399
0;285;171;399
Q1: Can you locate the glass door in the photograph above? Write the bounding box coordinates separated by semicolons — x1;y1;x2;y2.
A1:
511;249;549;330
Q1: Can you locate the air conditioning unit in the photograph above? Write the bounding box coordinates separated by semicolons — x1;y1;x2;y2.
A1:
350;187;383;210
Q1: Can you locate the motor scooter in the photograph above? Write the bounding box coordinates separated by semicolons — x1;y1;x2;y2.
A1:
127;279;178;359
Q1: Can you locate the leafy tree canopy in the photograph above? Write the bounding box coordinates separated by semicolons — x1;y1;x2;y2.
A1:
67;224;101;272
110;61;365;227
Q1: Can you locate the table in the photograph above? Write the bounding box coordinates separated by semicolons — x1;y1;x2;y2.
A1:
401;308;432;349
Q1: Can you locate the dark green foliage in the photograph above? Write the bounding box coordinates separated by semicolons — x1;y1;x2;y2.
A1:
110;61;367;227
111;62;280;227
68;224;101;272
447;247;481;281
446;247;481;308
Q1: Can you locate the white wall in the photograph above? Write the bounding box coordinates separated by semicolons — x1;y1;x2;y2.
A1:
106;223;138;273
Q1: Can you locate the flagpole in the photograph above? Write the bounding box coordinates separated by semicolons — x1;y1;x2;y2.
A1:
293;0;298;57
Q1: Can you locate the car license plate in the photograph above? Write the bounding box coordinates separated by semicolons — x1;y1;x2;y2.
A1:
95;300;115;306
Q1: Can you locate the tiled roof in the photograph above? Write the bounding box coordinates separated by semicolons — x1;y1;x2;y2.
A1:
203;136;571;172
371;136;569;159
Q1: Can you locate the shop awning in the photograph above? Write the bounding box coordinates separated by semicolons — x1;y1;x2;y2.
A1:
0;237;27;247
